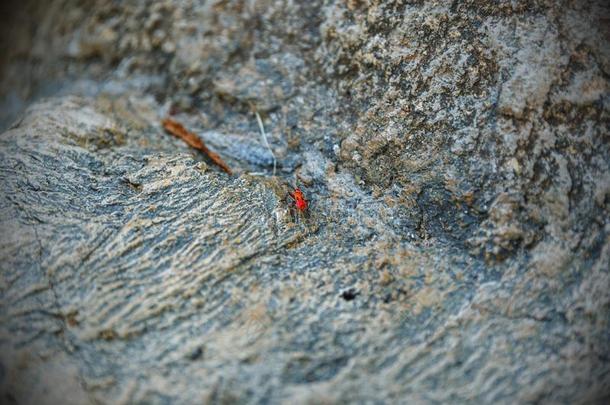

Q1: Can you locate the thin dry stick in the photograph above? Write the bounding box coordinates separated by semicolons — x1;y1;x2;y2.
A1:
162;118;233;175
255;112;276;176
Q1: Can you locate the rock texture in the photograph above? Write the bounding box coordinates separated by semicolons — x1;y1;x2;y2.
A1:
0;0;609;404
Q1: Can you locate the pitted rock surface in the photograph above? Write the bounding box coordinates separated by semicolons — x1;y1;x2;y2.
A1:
0;1;609;404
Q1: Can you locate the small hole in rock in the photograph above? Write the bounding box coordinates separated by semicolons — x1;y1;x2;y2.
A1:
189;347;204;361
340;289;358;301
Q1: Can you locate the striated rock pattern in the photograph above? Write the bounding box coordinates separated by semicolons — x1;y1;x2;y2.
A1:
0;1;609;404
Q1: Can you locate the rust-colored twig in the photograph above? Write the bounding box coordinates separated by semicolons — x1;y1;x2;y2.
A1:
162;118;232;175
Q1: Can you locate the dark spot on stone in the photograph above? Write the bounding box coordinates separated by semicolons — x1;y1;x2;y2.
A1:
98;329;117;341
65;310;79;327
340;288;358;301
122;177;142;192
189;347;204;361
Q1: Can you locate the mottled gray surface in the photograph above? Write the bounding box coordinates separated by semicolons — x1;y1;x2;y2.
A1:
0;1;609;404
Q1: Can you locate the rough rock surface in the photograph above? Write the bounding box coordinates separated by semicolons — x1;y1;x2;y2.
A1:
0;0;609;404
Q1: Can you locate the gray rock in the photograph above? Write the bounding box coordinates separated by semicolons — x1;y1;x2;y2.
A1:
0;1;609;404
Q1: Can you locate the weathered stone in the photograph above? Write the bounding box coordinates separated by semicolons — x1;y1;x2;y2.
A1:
0;0;608;404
